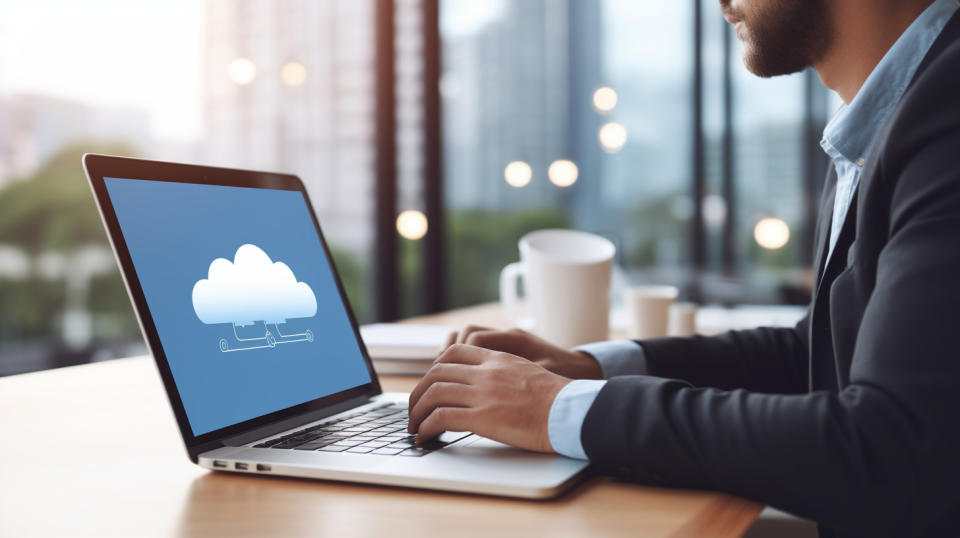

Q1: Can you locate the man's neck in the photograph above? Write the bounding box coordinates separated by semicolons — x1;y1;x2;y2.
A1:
815;1;935;104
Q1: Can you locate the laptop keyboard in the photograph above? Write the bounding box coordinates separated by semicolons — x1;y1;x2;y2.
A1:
252;403;466;457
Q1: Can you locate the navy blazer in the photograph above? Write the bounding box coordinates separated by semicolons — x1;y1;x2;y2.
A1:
581;12;960;538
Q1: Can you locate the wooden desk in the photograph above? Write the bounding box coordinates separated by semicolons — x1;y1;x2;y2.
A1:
0;305;761;537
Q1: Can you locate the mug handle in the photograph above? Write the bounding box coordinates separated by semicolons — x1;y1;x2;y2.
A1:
499;262;532;328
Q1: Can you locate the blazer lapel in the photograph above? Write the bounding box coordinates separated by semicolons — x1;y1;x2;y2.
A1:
812;167;838;291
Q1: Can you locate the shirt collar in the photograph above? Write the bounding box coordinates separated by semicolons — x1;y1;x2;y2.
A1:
821;0;960;165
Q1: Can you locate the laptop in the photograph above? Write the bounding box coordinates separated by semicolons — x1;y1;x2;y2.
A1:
82;154;589;498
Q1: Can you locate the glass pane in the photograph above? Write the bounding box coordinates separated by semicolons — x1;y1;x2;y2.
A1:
729;35;809;301
440;0;693;308
0;0;377;375
394;0;429;318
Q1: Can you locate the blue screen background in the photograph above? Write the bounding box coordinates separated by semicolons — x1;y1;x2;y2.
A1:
104;177;372;435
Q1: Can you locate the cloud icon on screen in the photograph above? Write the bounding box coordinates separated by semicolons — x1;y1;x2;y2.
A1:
192;244;317;352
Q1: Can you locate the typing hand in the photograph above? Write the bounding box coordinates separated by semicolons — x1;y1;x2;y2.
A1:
408;344;570;452
440;325;603;380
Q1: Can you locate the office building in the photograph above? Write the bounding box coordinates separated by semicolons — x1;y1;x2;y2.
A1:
0;94;150;186
203;0;380;254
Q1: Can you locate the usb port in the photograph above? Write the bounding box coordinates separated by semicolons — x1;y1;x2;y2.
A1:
235;462;248;470
213;460;228;468
256;464;272;472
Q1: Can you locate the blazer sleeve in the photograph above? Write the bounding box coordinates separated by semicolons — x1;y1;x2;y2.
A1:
581;60;960;536
637;315;810;394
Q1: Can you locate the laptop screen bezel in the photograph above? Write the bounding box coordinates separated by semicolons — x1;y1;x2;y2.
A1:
82;153;383;455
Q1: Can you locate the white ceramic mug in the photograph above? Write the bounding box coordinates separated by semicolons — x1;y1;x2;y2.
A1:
625;285;679;339
499;229;615;348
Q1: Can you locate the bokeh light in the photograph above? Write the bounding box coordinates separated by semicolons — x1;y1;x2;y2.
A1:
548;159;579;187
228;57;256;85
592;86;618;112
754;217;790;250
598;122;627;153
396;210;428;240
280;61;307;87
503;161;532;188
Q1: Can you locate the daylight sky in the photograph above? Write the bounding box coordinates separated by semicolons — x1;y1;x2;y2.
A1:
0;0;204;141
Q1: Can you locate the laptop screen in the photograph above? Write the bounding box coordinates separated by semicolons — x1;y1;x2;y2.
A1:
104;177;372;436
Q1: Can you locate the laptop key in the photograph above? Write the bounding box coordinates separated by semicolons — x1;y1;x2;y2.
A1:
372;448;404;456
318;445;348;452
294;440;333;450
347;447;374;454
271;440;304;449
418;440;448;451
399;448;432;457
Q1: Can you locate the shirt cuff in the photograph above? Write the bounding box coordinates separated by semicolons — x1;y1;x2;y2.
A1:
573;339;648;378
547;379;607;460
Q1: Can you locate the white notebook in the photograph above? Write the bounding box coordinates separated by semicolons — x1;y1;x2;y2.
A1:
359;323;454;360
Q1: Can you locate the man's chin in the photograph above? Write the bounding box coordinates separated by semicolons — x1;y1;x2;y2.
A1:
741;48;809;78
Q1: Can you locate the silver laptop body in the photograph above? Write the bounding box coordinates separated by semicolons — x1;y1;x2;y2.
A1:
83;154;588;499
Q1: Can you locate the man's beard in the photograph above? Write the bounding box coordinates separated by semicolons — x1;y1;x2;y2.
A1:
722;0;833;77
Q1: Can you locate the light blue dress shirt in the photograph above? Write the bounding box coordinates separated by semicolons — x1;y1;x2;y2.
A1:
547;0;960;461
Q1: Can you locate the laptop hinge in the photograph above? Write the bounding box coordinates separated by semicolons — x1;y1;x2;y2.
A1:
220;394;375;447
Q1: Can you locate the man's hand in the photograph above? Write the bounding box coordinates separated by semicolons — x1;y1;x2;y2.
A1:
441;325;604;380
407;344;571;452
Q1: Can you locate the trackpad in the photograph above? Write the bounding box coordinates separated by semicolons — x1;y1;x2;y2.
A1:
463;436;511;450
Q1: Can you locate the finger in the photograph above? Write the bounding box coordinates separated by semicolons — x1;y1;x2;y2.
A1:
433;343;490;366
464;329;534;356
408;381;476;434
415;407;477;443
456;325;496;345
408;363;476;412
434;326;494;363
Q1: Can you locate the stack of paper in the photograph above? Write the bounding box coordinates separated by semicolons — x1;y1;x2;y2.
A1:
359;323;455;375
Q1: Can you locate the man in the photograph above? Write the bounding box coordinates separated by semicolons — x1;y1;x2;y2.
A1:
407;0;960;536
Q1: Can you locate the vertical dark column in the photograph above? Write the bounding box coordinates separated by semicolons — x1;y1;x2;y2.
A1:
422;0;445;314
721;18;736;275
375;0;398;321
691;0;706;300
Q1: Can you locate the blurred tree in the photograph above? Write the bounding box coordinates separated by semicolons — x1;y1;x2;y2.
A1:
0;143;135;252
328;247;369;324
445;208;570;308
626;193;687;267
0;143;141;352
398;237;423;319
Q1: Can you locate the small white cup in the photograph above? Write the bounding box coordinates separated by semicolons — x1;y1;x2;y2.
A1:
667;302;698;336
499;229;615;348
625;285;678;339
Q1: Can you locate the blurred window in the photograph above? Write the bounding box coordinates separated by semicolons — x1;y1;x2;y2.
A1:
0;0;377;375
0;0;835;377
440;0;832;308
440;0;694;308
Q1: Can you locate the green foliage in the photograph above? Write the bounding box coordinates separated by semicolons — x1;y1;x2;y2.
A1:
0;277;66;341
398;237;423;319
328;247;370;324
626;193;686;266
747;231;797;268
445;208;570;308
0;143;135;253
0;143;140;347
